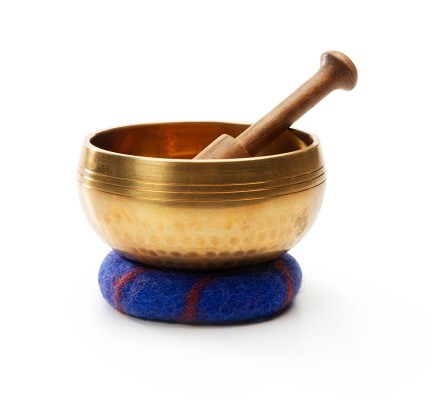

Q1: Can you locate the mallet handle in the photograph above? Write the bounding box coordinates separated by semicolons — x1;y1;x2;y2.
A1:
194;51;357;160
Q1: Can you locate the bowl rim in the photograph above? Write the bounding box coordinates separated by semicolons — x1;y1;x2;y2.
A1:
83;120;321;163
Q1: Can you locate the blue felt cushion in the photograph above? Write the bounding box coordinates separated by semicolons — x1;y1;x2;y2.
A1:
99;251;302;324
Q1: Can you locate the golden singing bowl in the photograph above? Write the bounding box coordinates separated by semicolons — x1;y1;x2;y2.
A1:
77;121;326;270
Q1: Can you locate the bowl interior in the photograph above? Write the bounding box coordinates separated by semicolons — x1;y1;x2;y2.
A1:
89;121;314;159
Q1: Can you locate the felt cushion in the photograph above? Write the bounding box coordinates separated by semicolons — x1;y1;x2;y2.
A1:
99;251;302;324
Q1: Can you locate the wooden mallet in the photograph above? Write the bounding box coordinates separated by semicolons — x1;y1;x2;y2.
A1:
194;50;358;160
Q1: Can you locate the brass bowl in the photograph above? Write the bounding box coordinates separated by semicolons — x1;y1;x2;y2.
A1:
78;121;326;270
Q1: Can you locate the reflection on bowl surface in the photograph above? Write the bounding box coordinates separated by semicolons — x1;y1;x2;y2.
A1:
78;121;325;270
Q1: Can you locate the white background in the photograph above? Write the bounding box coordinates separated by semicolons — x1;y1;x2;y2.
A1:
1;1;430;399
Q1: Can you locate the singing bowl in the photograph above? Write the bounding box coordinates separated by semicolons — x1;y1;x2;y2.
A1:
77;121;326;270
